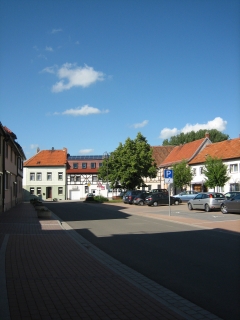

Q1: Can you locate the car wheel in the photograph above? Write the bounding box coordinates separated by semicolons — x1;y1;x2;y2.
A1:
221;204;228;214
174;200;179;205
139;200;144;206
153;201;158;206
188;203;192;210
205;204;210;212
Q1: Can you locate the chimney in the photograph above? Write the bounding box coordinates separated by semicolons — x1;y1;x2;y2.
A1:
205;131;210;139
37;147;40;153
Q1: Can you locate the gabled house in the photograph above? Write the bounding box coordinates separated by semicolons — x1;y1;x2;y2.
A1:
159;134;212;193
67;155;107;200
23;148;67;201
0;123;26;212
143;145;175;191
188;138;240;193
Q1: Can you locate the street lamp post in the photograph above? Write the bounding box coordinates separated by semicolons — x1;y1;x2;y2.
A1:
103;152;109;198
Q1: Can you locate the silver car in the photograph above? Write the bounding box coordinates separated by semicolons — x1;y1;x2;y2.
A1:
174;191;198;201
188;192;225;212
221;194;240;214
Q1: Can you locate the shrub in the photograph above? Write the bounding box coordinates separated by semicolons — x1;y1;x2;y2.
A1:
94;195;109;203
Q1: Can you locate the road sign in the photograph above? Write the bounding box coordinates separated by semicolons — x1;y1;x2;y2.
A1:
164;169;173;184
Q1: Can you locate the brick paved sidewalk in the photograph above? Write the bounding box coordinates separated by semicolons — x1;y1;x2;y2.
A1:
0;203;189;320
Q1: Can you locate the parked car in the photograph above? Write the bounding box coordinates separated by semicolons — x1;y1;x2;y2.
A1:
152;188;168;195
188;192;225;212
119;191;126;199
174;191;199;201
224;191;240;200
221;194;240;214
133;192;151;206
85;193;95;201
123;190;142;204
144;192;182;206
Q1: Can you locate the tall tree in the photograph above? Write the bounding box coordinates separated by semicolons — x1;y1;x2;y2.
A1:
98;132;157;190
162;129;229;146
173;160;193;190
202;156;230;191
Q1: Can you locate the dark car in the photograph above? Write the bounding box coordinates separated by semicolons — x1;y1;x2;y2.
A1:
224;191;240;200
133;192;150;206
152;188;168;195
123;190;142;204
145;192;182;206
221;194;240;214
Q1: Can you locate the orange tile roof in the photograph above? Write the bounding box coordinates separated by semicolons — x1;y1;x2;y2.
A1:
189;138;240;164
24;149;67;167
160;138;209;167
151;146;175;166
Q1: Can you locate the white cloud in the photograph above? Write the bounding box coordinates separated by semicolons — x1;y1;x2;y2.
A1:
41;66;56;74
45;46;53;52
61;105;109;116
79;149;94;155
51;63;105;92
159;117;227;139
159;128;179;140
131;120;149;129
51;28;62;34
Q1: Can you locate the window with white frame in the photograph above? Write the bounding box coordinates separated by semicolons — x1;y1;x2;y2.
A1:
36;173;42;181
58;172;63;180
30;187;34;195
230;183;240;191
200;167;204;174
92;175;97;182
99;163;103;167
30;173;35;181
192;168;196;176
82;163;87;169
73;163;78;169
58;187;63;195
47;172;52;181
229;164;238;173
70;175;74;182
91;163;96;169
37;187;42;195
76;175;80;182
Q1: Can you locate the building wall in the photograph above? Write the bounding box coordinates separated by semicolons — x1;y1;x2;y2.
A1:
23;166;66;201
190;159;240;193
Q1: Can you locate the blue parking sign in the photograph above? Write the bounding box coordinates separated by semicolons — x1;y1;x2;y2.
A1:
164;169;173;179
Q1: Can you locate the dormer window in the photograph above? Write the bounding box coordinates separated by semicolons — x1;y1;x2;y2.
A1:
73;163;78;169
82;163;87;169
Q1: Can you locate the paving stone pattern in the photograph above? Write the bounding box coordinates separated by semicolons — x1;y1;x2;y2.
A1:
0;203;222;320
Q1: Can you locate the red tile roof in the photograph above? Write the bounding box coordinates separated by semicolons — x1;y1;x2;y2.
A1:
189;138;240;164
24;149;67;167
67;169;99;174
151;146;175;166
160;138;210;167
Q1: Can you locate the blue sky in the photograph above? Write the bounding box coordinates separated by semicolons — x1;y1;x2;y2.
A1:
1;0;239;159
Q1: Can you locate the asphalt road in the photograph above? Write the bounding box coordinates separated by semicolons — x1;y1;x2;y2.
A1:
45;201;240;320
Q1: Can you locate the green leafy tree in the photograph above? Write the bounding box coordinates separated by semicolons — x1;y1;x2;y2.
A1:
98;132;157;190
173;160;193;190
202;156;230;191
162;129;229;145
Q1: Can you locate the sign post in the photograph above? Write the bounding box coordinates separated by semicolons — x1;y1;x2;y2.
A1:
164;170;173;216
